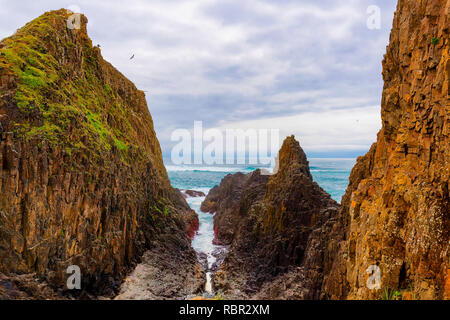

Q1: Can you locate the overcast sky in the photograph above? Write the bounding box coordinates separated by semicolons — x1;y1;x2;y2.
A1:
0;0;397;158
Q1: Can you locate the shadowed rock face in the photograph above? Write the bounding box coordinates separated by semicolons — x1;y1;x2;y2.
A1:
325;0;449;300
1;0;447;301
203;136;341;299
0;9;202;297
201;171;269;245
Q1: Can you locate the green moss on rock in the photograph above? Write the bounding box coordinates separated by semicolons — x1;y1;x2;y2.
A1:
0;9;150;165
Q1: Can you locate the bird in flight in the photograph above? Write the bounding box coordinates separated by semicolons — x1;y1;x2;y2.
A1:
130;54;135;60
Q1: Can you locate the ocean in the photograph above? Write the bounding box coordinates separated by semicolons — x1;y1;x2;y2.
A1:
166;158;355;294
166;158;355;202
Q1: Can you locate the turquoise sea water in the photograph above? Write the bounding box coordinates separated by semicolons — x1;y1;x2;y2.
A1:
166;158;355;294
166;158;355;203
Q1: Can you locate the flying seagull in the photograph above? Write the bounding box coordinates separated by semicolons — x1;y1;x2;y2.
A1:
130;54;135;60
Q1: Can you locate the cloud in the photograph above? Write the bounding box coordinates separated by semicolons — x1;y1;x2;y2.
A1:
0;0;397;157
213;105;381;152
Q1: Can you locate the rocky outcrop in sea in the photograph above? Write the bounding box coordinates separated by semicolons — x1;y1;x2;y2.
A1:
203;0;449;300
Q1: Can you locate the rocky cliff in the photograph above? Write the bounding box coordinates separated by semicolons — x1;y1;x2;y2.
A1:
204;136;341;299
0;9;202;298
325;0;449;300
205;0;449;301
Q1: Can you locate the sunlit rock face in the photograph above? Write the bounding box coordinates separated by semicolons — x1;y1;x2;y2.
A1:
0;9;202;297
325;0;449;300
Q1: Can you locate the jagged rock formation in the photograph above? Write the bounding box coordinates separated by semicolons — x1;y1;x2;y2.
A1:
205;0;449;301
324;0;449;300
0;272;63;300
201;171;269;245
204;136;341;299
0;9;203;298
